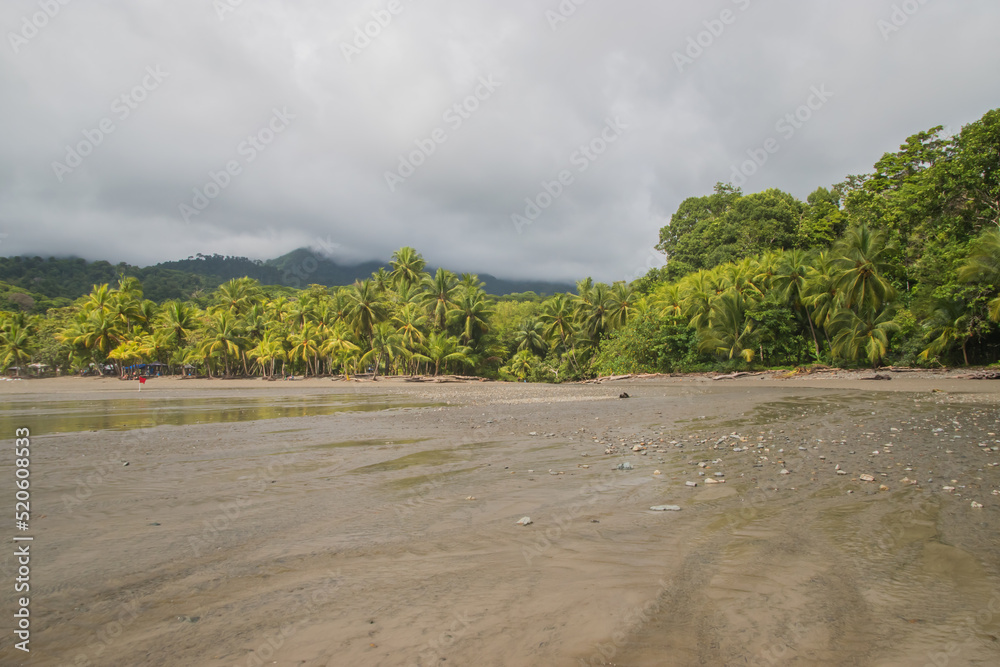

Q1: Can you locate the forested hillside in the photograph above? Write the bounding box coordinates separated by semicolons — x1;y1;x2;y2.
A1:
1;108;997;379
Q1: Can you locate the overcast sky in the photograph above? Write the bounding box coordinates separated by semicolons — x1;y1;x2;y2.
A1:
2;1;999;283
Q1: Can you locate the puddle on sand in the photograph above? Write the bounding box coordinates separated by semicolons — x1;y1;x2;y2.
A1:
0;396;438;434
351;441;500;474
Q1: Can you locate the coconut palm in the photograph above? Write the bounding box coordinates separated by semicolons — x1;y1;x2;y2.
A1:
448;288;493;345
346;279;386;344
773;248;821;356
514;318;548;357
419;331;472;376
421;268;460;331
604;282;638;330
958;229;1000;321
199;311;246;376
360;322;405;378
831;225;897;312
539;294;577;350
248;332;287;377
918;298;976;365
697;291;758;363
320;322;360;377
389;247;428;289
0;320;34;376
215;277;262;315
287;321;323;376
829;306;899;367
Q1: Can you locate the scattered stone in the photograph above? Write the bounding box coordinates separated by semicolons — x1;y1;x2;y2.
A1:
685;481;698;487
780;469;791;475
942;486;956;492
653;470;662;475
879;485;889;492
971;501;984;509
529;432;537;436
516;517;533;526
836;470;848;475
650;505;681;512
619;392;630;399
617;462;634;471
122;461;130;467
466;496;476;501
859;474;876;482
578;464;590;469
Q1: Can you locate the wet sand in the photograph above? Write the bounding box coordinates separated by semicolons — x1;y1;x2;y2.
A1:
1;375;999;666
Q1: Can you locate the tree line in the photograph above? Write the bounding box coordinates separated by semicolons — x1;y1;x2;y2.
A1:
1;108;998;379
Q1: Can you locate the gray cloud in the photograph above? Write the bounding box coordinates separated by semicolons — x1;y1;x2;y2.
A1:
2;0;999;283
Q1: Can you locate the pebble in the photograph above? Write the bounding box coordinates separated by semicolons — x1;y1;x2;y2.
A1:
617;462;633;471
859;474;875;482
971;502;984;509
685;481;698;487
650;505;682;512
836;470;848;475
466;496;476;501
780;469;790;475
516;517;532;526
653;470;661;475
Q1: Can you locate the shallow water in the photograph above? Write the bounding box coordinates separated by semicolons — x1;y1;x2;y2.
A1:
0;395;437;434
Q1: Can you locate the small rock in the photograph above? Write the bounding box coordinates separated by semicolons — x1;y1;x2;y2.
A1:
466;496;476;501
653;470;662;475
122;461;130;467
529;432;537;436
971;501;984;509
619;392;630;399
617;462;633;471
516;517;533;526
879;485;889;492
650;505;681;512
859;474;876;482
780;469;790;475
836;470;848;475
685;481;698;487
942;486;955;491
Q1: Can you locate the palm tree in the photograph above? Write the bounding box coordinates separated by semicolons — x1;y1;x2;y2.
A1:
514;318;548;357
200;311;246;376
389;247;428;289
320;323;360;377
773;249;821;357
680;270;720;330
249;332;287;378
604;282;637;330
360;322;404;378
346;279;385;345
159;301;197;349
831;225;897;312
287;321;322;376
421;268;460;331
958;229;1000;321
918;299;975;365
215;277;262;315
829;306;899;367
698;291;758;363
539;295;577;350
0;320;34;376
448;289;493;345
420;331;472;376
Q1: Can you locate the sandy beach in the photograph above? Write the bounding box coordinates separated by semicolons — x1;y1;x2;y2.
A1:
2;373;999;666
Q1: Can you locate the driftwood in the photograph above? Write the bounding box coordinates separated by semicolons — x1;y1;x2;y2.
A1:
709;372;761;381
860;373;892;381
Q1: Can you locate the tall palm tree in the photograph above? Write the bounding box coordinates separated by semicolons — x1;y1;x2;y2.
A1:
249;332;287;378
287;321;322;376
773;248;821;357
360;322;404;378
539;295;577;350
215;277;262;315
320;322;360;377
421;268;459;331
389;247;428;289
604;282;637;330
448;289;493;345
346;279;385;345
831;225;897;312
514;318;548;357
200;311;246;376
0;320;34;376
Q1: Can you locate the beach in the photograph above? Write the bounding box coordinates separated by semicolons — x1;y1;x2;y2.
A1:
1;373;999;666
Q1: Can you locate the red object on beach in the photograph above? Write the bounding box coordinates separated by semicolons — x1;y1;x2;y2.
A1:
138;377;147;385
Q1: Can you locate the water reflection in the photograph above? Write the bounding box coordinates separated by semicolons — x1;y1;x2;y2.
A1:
0;395;435;434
